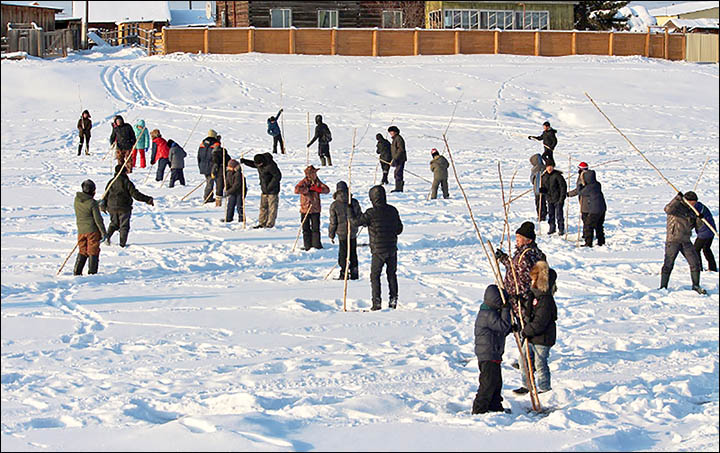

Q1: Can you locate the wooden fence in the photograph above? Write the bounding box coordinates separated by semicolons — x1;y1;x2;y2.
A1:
163;27;687;60
6;27;75;58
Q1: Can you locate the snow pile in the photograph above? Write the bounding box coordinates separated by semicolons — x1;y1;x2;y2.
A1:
616;5;658;32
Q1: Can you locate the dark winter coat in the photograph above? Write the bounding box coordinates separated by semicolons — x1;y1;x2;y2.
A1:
540;169;567;205
499;242;546;297
240;153;282;195
577;170;606;214
168;140;186;169
376;137;392;163
225;168;246;196
211;146;232;176
430;155;449;181
74;192;106;236
150;137;170;164
308;119;331;147
351;186;403;256
77;115;92;137
532;128;557;162
267;109;282;137
109;116;136;151
694;201;717;240
665;194;702;243
390;134;407;165
474;285;512;362
522;261;557;347
530;154;545;196
197;137;219;176
329;182;363;241
566;171;584;198
101;172;152;213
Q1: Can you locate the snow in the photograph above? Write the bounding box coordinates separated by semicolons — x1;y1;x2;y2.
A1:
1;48;719;451
666;17;720;30
648;1;719;17
617;5;658;32
71;1;172;24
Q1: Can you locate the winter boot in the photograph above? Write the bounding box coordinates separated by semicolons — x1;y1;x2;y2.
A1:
512;387;529;395
311;232;323;249
371;299;382;311
85;146;90;155
389;298;398;309
335;268;346;280
215;198;222;207
77;144;83;156
659;273;670;290
88;255;99;275
326;155;332;166
320;156;327;166
73;254;88;275
691;271;707;295
391;181;404;193
381;172;389;185
349;266;359;280
302;234;313;251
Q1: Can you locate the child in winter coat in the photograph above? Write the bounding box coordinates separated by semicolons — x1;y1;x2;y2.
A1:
576;170;607;247
515;260;557;395
73;179;107;275
693;197;717;272
329;180;363;280
472;284;512;414
223;159;246;223
376;133;392;185
77;110;92;156
100;165;154;248
167;139;187;188
294;165;330;250
429;148;450;199
267;109;284;154
132;119;149;169
150;129;170;182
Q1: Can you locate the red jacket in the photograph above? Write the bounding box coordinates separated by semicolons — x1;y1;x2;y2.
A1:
151;137;170;163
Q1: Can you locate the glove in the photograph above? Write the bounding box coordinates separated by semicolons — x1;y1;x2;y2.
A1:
528;136;533;140
511;323;520;333
310;185;323;193
494;249;507;261
147;198;154;206
678;191;684;199
279;108;283;113
306;143;311;148
539;187;548;194
331;237;335;244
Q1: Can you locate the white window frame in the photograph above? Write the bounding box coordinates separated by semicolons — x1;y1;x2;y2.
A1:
515;11;550;30
318;9;338;28
270;8;292;28
443;9;481;29
382;10;403;28
442;8;549;30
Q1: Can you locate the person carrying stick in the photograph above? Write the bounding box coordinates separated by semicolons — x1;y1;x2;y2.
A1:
100;164;154;248
294;165;329;250
661;191;707;294
329;181;362;280
240;153;282;229
109;115;136;174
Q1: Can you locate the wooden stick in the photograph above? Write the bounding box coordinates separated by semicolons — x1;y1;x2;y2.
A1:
103;143;116;161
306;112;310;166
241;152;247;229
57;243;79;276
181;178;205;201
586;92;718;237
565;154;571;240
142;162;155;184
160;164;171;188
503;187;533;207
694;153;710;192
292;209;312;252
378;158;433;184
201;186;215;205
594;158;622;169
280;82;286;154
343;129;357;312
182;114;204;149
324;263;338;281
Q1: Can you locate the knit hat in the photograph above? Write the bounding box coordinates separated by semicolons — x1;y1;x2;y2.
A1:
207;129;217;139
543;121;551;127
431;148;439;156
228;159;239;169
578;162;589;170
516;221;536;241
684;191;698;201
388;126;399;134
81;179;96;195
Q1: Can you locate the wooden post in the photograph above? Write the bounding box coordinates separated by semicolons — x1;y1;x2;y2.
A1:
572;31;577;55
682;33;686;61
664;28;668;59
413;29;419;55
494;30;499;54
289;27;295;54
162;27;167;55
248;27;255;53
331;28;337;55
608;31;614;56
534;31;539;56
644;31;650;57
454;30;460;54
204;27;209;53
372;28;378;56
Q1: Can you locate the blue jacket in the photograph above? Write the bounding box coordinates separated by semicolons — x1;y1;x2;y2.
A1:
133;120;150;150
474;285;512;362
695;201;717;239
267;109;282;137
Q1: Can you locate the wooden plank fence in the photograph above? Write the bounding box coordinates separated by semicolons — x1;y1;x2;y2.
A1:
163;27;688;60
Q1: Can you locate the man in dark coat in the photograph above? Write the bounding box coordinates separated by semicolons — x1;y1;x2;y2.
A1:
539;162;567;235
329;181;363;280
529;121;557;164
267;109;284;154
223;159;246;223
307;114;332;166
350;185;403;310
100;164;154;248
109;115;136;173
211;138;232;207
575;170;607;247
388;126;406;193
661;192;706;294
198;129;220;203
376;133;392;185
514;261;557;395
73;180;106;275
692;198;717;272
529;154;547;221
472;284;512;414
77;110;92;156
241;152;282;228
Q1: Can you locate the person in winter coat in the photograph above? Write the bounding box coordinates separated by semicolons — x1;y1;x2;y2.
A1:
198;129;220;204
495;221;547;302
131;119;149;169
692;198;717;272
574;170;607;247
100;164;154;248
307;114;332;166
267;109;285;154
429;148;450;199
77;110;92;156
661;191;706;294
73;179;107;275
472;284;512;414
294;166;330;250
514;260;557;395
329;180;363;280
167;139;186;188
388;126;406;193
109;115;136;173
529;121;557;164
350;185;404;311
539;161;567;235
223;159;246;223
529;154;547;221
211;138;232;206
150;129;170;182
376;133;392;185
240;153;282;228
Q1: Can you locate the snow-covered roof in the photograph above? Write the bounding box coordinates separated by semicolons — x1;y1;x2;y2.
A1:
666;17;720;29
169;9;214;27
1;1;63;11
617;5;658;32
72;1;171;24
649;1;719;17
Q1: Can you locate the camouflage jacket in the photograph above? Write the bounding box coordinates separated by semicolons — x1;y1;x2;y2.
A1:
499;242;546;297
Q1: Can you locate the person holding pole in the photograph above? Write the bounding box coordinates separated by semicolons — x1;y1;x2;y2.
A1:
495;222;546;301
349;185;404;311
223;159;246;223
692;197;717;273
131;119;149;169
539;160;567;236
529;154;547;221
211;136;232;207
198;129;220;204
267;108;285;154
307;115;333;166
109;115;136;174
429;148;450;199
329;181;362;280
388;126;406;193
73;180;106;275
240;153;282;229
528;121;557;164
661;191;707;294
77;110;92;156
376;133;392;185
294;165;329;250
100;164;154;248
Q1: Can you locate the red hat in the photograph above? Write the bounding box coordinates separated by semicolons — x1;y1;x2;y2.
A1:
578;162;589;170
431;148;439;155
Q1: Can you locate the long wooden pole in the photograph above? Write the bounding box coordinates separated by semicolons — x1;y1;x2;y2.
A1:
694;153;710;192
378;158;433;184
293;210;312;252
503;187;533;207
280;81;286;154
565;154;571;240
306;112;310;166
181;179;205;201
343;129;357;312
241;152;246;229
585;92;718;236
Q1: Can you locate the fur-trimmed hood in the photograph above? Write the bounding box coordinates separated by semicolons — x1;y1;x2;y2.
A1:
530;260;557;296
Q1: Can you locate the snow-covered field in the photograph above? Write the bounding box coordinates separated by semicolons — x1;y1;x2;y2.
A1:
1;48;718;451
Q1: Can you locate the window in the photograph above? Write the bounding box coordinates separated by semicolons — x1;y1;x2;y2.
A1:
270;8;291;28
444;10;480;29
442;9;549;30
318;10;338;28
515;11;549;30
382;10;403;28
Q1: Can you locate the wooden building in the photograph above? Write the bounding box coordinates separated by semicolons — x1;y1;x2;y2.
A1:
1;2;63;37
425;1;577;30
215;1;425;28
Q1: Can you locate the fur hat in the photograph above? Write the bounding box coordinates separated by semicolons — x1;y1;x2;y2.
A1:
207;129;218;139
82;110;91;118
150;129;161;139
684;191;698;201
516;221;536;241
228;159;239;169
304;165;318;178
81;179;96;195
530;261;550;293
388;126;399;134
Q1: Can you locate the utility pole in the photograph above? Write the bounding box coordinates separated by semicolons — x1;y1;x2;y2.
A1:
81;0;88;49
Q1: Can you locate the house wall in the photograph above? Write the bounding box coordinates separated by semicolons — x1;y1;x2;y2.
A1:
1;4;57;37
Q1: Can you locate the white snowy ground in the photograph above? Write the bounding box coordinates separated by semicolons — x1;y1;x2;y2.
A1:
1;48;718;452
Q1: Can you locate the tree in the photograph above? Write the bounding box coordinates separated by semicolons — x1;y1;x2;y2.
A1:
575;1;630;31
